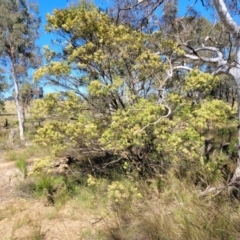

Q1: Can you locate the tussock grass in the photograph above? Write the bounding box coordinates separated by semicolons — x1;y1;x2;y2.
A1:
15;158;28;179
14;169;240;239
101;175;240;240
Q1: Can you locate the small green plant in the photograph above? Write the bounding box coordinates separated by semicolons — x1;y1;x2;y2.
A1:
34;175;60;196
15;158;28;179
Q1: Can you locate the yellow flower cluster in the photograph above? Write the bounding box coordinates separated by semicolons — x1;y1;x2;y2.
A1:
107;181;142;204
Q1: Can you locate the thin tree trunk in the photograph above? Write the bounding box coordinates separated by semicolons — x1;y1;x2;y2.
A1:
12;66;25;141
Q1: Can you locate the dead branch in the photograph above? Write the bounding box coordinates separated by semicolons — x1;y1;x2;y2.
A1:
103;157;123;168
199;185;226;197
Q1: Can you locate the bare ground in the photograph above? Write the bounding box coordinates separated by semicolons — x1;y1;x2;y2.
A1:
0;157;106;240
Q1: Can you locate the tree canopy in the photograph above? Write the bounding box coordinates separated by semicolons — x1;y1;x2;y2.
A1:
0;0;40;140
29;1;240;186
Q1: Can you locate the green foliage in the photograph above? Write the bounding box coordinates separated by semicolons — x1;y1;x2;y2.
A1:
31;3;237;186
107;180;142;204
32;92;98;156
32;72;236;184
29;157;51;175
34;2;181;114
101;99;165;151
15;158;28;179
184;69;220;94
193;99;232;132
0;0;40;66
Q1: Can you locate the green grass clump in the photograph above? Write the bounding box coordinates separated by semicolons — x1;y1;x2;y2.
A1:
16;174;81;207
15;158;28;179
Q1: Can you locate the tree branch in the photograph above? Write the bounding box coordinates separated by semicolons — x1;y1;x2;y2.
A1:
183;45;227;65
212;0;240;36
134;105;171;134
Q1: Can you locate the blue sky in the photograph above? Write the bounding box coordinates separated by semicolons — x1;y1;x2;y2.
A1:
35;0;111;94
34;0;212;95
36;0;212;51
37;0;111;49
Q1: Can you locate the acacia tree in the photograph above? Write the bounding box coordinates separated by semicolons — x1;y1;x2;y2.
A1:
32;2;231;182
0;0;40;141
108;0;240;183
35;3;179;114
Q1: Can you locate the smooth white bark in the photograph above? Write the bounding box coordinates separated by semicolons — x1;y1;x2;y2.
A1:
211;0;240;181
212;0;240;35
11;64;25;141
184;45;227;65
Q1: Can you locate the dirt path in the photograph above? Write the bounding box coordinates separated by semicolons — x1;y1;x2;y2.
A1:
0;159;17;202
0;158;106;240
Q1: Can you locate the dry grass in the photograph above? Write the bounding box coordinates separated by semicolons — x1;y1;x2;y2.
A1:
99;176;240;240
1;168;240;240
0;100;33;127
0;101;18;126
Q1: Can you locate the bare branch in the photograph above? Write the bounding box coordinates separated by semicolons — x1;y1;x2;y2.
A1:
183;44;227;66
134;105;171;134
173;65;193;71
199;185;226;197
103;157;123;168
212;64;235;78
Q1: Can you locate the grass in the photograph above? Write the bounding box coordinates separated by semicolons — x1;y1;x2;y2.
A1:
0;101;18;126
45;209;58;220
15;158;28;180
13;214;33;231
100;176;240;240
1;100;239;239
0;205;18;221
5;144;51;162
12;170;240;239
16;174;82;207
0;101;33;125
29;228;42;240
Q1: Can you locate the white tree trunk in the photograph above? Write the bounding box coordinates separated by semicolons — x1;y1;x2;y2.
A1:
12;67;25;141
212;0;240;182
231;39;240;181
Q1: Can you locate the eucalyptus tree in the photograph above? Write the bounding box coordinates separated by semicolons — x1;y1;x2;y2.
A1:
205;0;240;183
168;0;240;183
0;0;40;141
